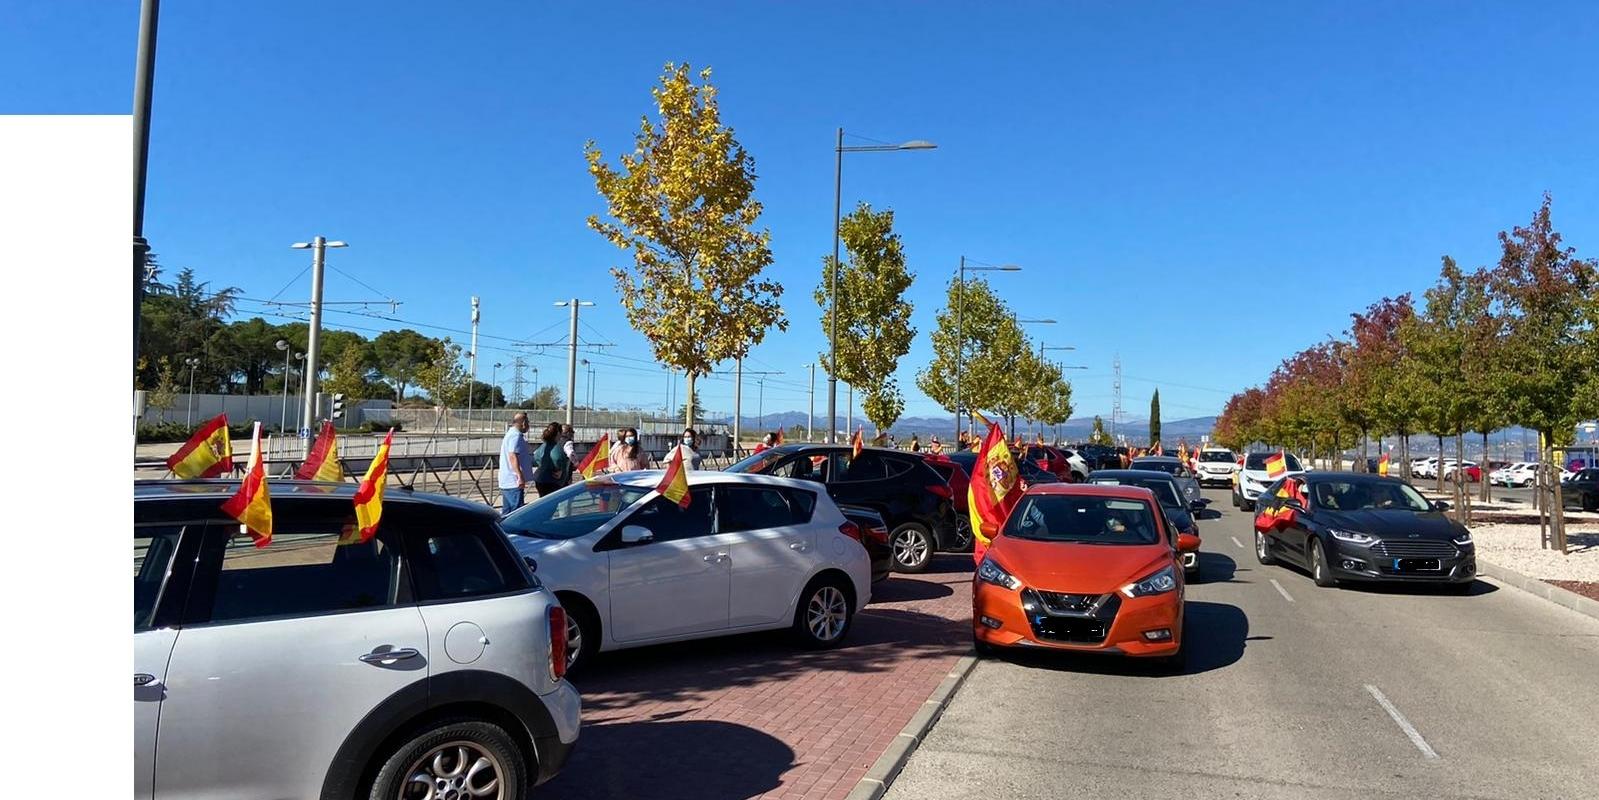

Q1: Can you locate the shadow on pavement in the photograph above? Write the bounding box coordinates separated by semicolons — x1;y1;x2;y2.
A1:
541;719;793;800
870;576;956;603
1340;578;1499;598
996;600;1249;678
917;553;977;575
1193;551;1239;584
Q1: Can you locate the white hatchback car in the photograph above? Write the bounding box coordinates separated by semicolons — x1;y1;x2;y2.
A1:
504;471;874;670
1491;462;1537;487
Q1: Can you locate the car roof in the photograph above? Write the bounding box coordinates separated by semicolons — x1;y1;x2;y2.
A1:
1023;483;1158;501
600;470;829;492
763;444;914;458
1086;469;1180;482
1298;472;1408;486
1130;455;1181;463
134;479;499;519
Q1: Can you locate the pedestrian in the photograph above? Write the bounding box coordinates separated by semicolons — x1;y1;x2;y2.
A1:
910;434;921;453
531;422;571;497
664;427;704;470
611;427;650;472
929;435;944;455
498;412;533;512
753;432;777;454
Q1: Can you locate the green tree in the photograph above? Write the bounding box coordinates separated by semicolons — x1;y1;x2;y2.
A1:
814;202;916;401
862;381;906;432
372;329;437;400
1346;295;1419;475
1149;389;1162;446
1089;415;1110;445
137;268;239;390
147;357;180;412
414;338;467;405
324;342;377;401
675;394;706;425
585;63;786;429
518;385;564;411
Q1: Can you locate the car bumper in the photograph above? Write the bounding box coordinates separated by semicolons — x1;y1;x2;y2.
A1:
1181;551;1198;571
972;581;1182;658
1325;542;1476;584
1196;470;1235;486
534;681;582;784
1239;483;1267;500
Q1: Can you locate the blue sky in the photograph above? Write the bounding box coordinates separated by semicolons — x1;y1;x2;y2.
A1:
9;1;1598;426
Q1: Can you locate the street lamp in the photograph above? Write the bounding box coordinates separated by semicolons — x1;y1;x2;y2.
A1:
293;351;306;432
491;363;503;412
827;129;937;443
289;237;347;450
276;339;292;432
803;363;816;442
953;257;1022;441
183;357;201;426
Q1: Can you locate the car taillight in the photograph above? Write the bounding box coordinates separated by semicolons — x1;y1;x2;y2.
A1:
866;525;890;546
548;606;567;681
927;483;953;499
838;521;863;542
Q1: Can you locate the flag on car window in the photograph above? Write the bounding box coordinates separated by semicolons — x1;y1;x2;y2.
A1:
967;412;1023;562
1378;452;1390;476
351;429;394;544
1265;450;1288;478
220;421;272;547
851;426;864;459
166;413;233;479
295;420;343;482
656;446;691;508
577;434;611;481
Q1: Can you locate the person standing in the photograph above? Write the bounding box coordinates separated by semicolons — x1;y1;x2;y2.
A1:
498;412;533;512
531;422;570;497
664;427;704;470
753;432;777;454
909;434;922;453
610;427;650;471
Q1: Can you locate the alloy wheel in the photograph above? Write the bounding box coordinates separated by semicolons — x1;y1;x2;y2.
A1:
399;740;506;800
894;529;930;570
1256;531;1269;560
564;611;583;671
806;585;848;642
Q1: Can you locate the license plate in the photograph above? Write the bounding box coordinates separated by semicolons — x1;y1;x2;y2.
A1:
1394;558;1441;572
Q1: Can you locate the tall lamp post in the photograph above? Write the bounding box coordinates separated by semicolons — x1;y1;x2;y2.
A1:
183;357;201;426
275;339;292;432
491;363;503;414
293;351;306;430
803;363;816;442
953;258;1022;441
289;236;347;453
827;129;937;443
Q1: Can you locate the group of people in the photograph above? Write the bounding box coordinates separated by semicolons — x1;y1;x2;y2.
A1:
499;412;706;511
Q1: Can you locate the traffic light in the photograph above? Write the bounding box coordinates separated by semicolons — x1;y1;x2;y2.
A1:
331;393;346;421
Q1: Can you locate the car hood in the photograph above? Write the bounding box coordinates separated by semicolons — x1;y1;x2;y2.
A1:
1316;509;1464;540
989;536;1171;595
507;535;578;557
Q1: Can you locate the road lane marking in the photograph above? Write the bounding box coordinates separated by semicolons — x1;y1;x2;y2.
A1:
1230;536;1244;549
1365;684;1439;759
1269;578;1295;603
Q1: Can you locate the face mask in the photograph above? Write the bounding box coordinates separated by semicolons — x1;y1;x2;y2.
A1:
625;436;637;446
683;436;695;445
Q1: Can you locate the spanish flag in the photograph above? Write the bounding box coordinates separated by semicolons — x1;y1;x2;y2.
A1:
655;445;690;508
220;422;272;548
351;429;394;544
775;429;785;445
967;412;1023;562
1377;452;1391;476
166;414;233;479
295;420;344;482
577;434;611;481
851;427;864;459
1265;450;1288;478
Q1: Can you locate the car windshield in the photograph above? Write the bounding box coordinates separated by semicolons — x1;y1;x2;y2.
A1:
1311;480;1431;512
1199;451;1236;463
1131;460;1183;475
1245;452;1304;471
1090;477;1182;508
1003;495;1161;545
500;481;653;540
727;450;786;474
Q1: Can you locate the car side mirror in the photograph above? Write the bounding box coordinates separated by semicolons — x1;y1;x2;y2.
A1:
1432;500;1451;512
1177;533;1201;553
620;525;654;544
1189;499;1206;513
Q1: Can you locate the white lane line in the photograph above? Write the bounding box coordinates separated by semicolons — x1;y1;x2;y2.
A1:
1365;684;1439;759
1269;578;1295;603
1230;535;1244;549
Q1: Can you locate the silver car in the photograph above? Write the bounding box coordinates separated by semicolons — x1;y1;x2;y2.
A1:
1130;456;1204;504
134;480;580;799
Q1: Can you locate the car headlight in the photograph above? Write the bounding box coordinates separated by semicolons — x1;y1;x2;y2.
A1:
1329;528;1379;546
1121;565;1177;598
977;558;1022;590
1452;532;1473;547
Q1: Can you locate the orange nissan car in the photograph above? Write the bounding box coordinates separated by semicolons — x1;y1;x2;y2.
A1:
973;484;1200;665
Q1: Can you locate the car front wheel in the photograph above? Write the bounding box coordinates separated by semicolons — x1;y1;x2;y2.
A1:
1310;539;1337;587
1255;530;1276;565
890;524;933;573
368;718;524;800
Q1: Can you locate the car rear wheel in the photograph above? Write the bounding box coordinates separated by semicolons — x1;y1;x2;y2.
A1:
1582;493;1598;513
1255;530;1276;565
559;597;600;674
368;718;524;800
890;524;933;573
1310;539;1337;587
793;577;853;649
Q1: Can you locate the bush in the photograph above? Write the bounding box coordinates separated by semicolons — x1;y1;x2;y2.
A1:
137;419;263;444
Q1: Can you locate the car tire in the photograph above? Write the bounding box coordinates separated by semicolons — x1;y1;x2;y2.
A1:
793;576;854;649
1241;498;1255;512
368;718;525;800
1582;493;1598;513
1310;539;1337;587
557;595;601;674
1154;640;1186;673
1255;530;1276;565
889;523;934;573
973;635;995;657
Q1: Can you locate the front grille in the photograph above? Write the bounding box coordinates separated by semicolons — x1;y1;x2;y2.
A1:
1373;539;1458;558
1022;589;1121;644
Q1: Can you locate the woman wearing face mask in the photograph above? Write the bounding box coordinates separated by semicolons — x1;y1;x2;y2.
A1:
610;427;649;472
664;427;704;470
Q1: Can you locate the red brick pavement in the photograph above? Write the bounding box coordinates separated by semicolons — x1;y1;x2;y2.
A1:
538;555;975;800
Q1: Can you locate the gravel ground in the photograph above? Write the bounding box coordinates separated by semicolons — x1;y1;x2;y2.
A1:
1548;580;1599;601
1466;520;1599;582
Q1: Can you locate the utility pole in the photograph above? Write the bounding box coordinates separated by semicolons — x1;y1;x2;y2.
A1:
555;299;594;427
734;354;743;449
290;236;347;455
467;296;479;431
805;363;816;441
1112;353;1123;441
510;357;527;407
131;0;160;391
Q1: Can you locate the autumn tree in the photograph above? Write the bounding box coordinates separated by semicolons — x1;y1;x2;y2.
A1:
815;201;916;430
1345;295;1418;476
586;63;785;429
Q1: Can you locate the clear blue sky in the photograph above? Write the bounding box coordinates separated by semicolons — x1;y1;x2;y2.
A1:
9;1;1598;426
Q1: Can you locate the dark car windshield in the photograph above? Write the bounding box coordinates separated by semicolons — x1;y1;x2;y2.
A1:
1245;452;1304;471
1199;451;1236;463
1002;495;1161;545
1131;459;1183;475
727;450;786;474
1311;480;1431;512
1090;477;1182;508
501;481;653;540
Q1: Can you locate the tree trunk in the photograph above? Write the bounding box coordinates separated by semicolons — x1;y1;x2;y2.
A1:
1435;434;1445;494
1549;437;1568;554
1360;430;1369;473
684;372;697;430
1480;431;1491;503
1454;432;1469;525
1399;432;1410;480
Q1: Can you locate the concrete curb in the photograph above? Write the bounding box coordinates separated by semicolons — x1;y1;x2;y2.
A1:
844;654;979;800
1477;558;1599;622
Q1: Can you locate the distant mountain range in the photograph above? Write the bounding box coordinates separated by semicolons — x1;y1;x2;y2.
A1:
706;411;1220;445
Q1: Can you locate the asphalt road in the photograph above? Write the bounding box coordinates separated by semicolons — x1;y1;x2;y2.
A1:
884;488;1599;800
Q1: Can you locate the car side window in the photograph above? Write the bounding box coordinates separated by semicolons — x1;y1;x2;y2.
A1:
882;456;916;478
134;525;184;632
836;453;888;483
402;521;530;602
770;455;822;482
626;488;715;543
195;521;401;624
784;489;817;524
718;486;799;533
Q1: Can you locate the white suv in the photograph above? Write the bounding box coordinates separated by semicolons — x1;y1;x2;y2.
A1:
134;481;579;800
1491;462;1537;487
1231;452;1306;511
1193;448;1240;487
504;471;873;671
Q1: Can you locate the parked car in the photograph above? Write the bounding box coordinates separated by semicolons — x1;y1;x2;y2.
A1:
1129;456;1202;504
1074;444;1125;471
1086;469;1206;579
1412;457;1441;479
134;480;579;800
1054;447;1093;480
922;452;973;544
1490;462;1538;487
1563;468;1599;512
1442;460;1480;483
1193;448;1240;487
947;449;1063;490
504;471;873;671
972;484;1199;667
1025;445;1087;481
1253;473;1475;591
1232;451;1306;511
838;504;894;582
727;444;962;573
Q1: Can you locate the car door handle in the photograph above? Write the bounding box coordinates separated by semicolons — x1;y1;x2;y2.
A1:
135;673;157;687
789;542;809;552
703;553;728;563
359;647;421;664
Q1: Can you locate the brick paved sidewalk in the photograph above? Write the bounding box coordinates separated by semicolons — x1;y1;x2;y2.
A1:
540;555;975;800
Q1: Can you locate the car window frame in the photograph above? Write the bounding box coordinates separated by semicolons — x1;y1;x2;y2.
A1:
134;519;208;632
598;486;719;550
715;484;811;533
395;515;534;606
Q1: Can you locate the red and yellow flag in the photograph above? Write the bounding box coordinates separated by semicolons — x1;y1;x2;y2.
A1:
166;414;233;479
851;427;864;459
1265;450;1288;478
1377;452;1391;476
967;412;1024;561
577;434;611;480
220;422;272;548
350;429;394;545
295;420;344;482
775;428;785;445
655;446;690;508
